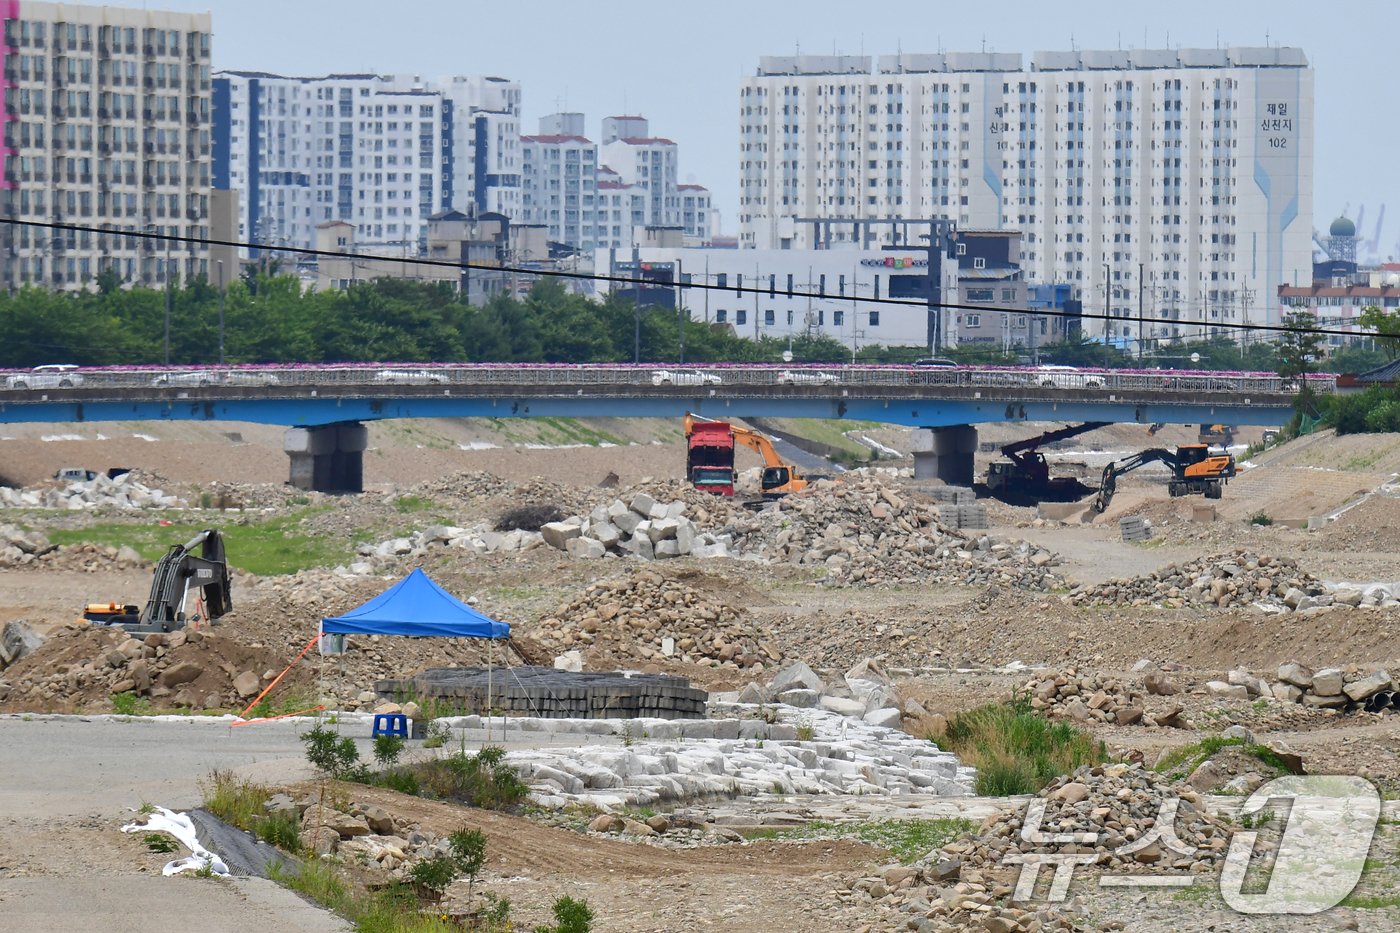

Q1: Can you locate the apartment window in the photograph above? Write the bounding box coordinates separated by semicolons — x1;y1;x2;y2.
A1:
833;310;845;327
764;309;775;327
868;310;880;327
966;314;982;327
715;309;727;323
973;257;986;269
736;309;747;326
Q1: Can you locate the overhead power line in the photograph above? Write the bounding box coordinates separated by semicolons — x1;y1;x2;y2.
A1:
0;217;1382;343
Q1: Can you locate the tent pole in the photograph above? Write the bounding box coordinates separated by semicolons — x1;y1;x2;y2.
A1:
487;639;493;743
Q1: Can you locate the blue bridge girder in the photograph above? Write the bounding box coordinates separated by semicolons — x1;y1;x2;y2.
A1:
0;364;1316;428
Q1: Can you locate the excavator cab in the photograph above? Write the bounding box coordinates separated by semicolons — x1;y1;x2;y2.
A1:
761;466;793;497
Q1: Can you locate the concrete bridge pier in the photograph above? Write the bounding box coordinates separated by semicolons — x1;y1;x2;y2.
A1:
911;425;978;486
284;422;367;493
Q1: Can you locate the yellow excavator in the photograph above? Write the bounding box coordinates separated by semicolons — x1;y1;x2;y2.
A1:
683;413;811;498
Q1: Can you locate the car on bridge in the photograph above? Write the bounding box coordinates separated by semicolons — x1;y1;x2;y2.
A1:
776;370;839;386
651;370;723;387
372;368;449;385
5;364;84;389
1034;365;1106;389
150;370;220;387
222;371;281;386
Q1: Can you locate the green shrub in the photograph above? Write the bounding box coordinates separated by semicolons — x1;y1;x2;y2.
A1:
407;855;457;901
377;769;421;797
373;734;407;769
255;809;302;853
111;691;150;716
410;746;528;810
943;697;1107;796
301;722;363;779
1249;511;1274;526
449;827;487;898
534;896;594;933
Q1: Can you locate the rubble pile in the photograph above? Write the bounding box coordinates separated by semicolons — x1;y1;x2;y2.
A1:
856;763;1230;931
744;478;1063;589
0;524;147;571
531;568;781;670
404;470;511;503
1207;661;1398;711
538;491;738;561
347;523;545;572
0;624;298;710
1021;668;1159;726
1068;550;1325;610
0;471;186;510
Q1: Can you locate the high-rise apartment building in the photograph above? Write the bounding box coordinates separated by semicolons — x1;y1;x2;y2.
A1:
214;71;452;254
521;113;597;250
600;115;680;230
1;1;213;290
213;71;516;254
740;49;1313;342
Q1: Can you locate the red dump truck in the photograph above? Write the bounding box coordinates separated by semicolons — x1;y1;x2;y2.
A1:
685;415;737;496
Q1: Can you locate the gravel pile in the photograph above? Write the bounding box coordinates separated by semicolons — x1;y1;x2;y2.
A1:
856;763;1230;931
744;478;1064;590
1067;550;1325;610
530;568;782;671
404;470;511;503
1022;668;1154;726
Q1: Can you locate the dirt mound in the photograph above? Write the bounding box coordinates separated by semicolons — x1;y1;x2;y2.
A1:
0;624;305;712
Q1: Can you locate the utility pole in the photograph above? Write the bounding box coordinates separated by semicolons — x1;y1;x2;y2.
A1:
675;259;685;364
163;231;173;365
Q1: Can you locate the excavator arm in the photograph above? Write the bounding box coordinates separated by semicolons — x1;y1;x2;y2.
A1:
1092;449;1174;513
136;529;232;633
731;425;808;497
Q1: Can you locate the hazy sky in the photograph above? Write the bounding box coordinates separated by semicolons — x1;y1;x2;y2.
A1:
150;0;1397;257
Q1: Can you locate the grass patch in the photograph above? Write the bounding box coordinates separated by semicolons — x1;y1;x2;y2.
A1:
740;818;975;864
201;770;271;831
943;697;1107;796
48;506;354;576
1249;511;1274;526
111;691;153;716
1341;892;1400;909
762;418;882;462
391;494;436;513
1152;736;1301;783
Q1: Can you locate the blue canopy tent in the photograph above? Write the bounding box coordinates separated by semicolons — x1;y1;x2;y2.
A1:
316;569;512;732
321;568;510;639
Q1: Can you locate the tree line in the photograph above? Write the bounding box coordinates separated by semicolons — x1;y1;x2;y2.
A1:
0;273;1389;375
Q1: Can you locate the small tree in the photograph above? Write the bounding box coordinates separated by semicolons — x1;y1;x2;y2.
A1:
1358;304;1400;361
1277;309;1322;380
534;896;594;933
301;722;362;779
449;827;488;899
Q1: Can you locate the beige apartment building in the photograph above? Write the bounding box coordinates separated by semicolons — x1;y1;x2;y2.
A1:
1;1;217;290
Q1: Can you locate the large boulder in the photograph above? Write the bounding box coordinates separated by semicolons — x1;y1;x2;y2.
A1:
540;522;582;551
1343;670;1392;703
1310;668;1345;697
159;662;203;688
844;658;892;701
0;620;43;667
770;660;825;696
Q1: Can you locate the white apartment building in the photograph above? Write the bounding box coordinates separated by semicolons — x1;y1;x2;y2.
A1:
521;113;598;250
594;168;646;250
600;115;680;229
739;49;1314;344
214;71;516;254
679;184;712;242
1;1;214;290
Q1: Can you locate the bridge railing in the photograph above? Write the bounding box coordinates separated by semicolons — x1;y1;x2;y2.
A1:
0;363;1332;396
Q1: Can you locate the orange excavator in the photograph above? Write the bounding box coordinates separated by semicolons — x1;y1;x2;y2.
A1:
1092;445;1236;513
683;414;811;499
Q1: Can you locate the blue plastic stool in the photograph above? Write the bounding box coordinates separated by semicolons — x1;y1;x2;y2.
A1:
372;713;408;738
